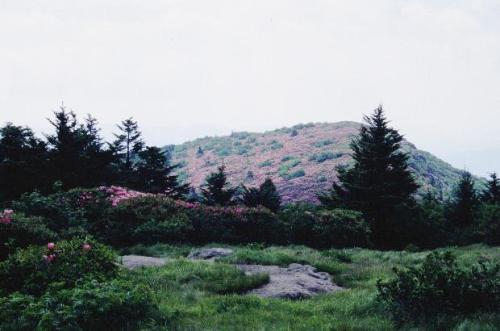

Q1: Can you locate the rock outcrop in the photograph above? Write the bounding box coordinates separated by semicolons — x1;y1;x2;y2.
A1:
237;263;343;299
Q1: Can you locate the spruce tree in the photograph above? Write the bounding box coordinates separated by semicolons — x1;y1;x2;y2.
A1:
46;108;88;189
451;171;479;227
201;165;235;206
134;146;189;198
482;173;500;204
80;115;115;186
241;178;281;212
111;118;144;185
319;106;418;246
46;109;115;189
0;123;49;202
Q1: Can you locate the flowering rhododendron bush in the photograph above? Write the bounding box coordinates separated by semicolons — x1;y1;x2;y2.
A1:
0;238;117;296
98;195;286;246
177;201;287;244
11;188;111;234
0;211;56;260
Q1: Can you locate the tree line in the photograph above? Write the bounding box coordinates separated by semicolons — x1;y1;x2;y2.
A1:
0;106;281;211
1;105;499;248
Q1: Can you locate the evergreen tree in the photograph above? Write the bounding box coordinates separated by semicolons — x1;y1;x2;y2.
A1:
80;115;115;186
111;118;144;185
46;108;89;189
196;146;204;157
319;106;418;246
482;173;500;204
134;146;189;198
0;123;49;202
241;178;281;212
201;165;235;206
46;108;114;189
451;171;479;227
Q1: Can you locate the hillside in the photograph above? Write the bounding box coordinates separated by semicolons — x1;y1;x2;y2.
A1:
167;122;464;203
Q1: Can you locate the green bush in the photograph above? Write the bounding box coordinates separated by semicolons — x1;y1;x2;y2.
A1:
11;188;109;236
308;151;343;163
0;279;158;331
99;196;192;246
186;204;286;244
258;160;273;168
476;203;500;245
287;169;305;179
279;204;319;246
0;214;57;260
0;238;118;296
279;206;370;248
377;251;500;323
313;209;371;248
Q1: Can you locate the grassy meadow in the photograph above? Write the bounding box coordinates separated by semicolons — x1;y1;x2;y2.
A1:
119;244;500;331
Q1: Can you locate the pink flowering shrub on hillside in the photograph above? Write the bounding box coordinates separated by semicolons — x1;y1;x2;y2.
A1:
98;186;151;206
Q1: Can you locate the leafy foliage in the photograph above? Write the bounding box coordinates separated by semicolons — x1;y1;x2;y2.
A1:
377;251;500;323
0;279;158;331
0;238;118;296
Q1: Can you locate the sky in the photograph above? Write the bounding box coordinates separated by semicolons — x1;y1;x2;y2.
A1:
1;0;499;176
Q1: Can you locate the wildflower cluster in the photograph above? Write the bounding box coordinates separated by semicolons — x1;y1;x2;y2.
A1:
98;186;151;206
0;209;13;224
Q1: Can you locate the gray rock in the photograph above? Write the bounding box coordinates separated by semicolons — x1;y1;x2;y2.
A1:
236;263;343;299
121;255;168;269
188;247;234;260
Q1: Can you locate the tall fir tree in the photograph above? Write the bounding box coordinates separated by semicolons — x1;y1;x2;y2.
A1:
319;106;418;246
201;165;235;206
46;108;89;189
111;118;144;185
241;178;281;212
482;173;500;204
46;108;114;189
451;171;479;227
134;146;189;198
0;123;49;202
80;115;115;186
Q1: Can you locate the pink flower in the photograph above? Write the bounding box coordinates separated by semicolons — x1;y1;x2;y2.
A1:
47;242;55;250
0;209;13;225
82;244;91;251
43;254;56;262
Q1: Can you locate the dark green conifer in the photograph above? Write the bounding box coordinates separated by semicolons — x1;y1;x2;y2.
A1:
201;165;235;206
319;106;418;246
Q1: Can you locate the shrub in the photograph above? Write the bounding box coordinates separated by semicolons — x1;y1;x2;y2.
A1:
0;279;158;331
258;160;273;168
98;196;192;246
0;238;118;296
312;139;334;147
286;169;305;180
185;204;286;244
377;251;500;323
313;209;371;248
279;204;319;246
0;213;57;260
476;203;500;245
11;188;110;235
308;151;343;163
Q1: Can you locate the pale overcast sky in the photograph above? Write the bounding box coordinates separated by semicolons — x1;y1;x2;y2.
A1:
1;0;499;176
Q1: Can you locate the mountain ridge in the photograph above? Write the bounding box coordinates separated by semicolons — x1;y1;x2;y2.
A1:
166;121;466;203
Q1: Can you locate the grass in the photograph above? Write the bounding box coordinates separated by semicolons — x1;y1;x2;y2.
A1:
123;244;500;330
